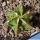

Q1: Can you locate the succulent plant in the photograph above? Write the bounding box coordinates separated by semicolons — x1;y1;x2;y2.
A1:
6;3;32;37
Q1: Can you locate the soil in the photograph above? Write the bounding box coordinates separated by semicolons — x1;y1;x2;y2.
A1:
0;0;40;40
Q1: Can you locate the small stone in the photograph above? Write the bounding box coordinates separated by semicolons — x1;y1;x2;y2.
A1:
2;2;6;7
36;27;39;32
